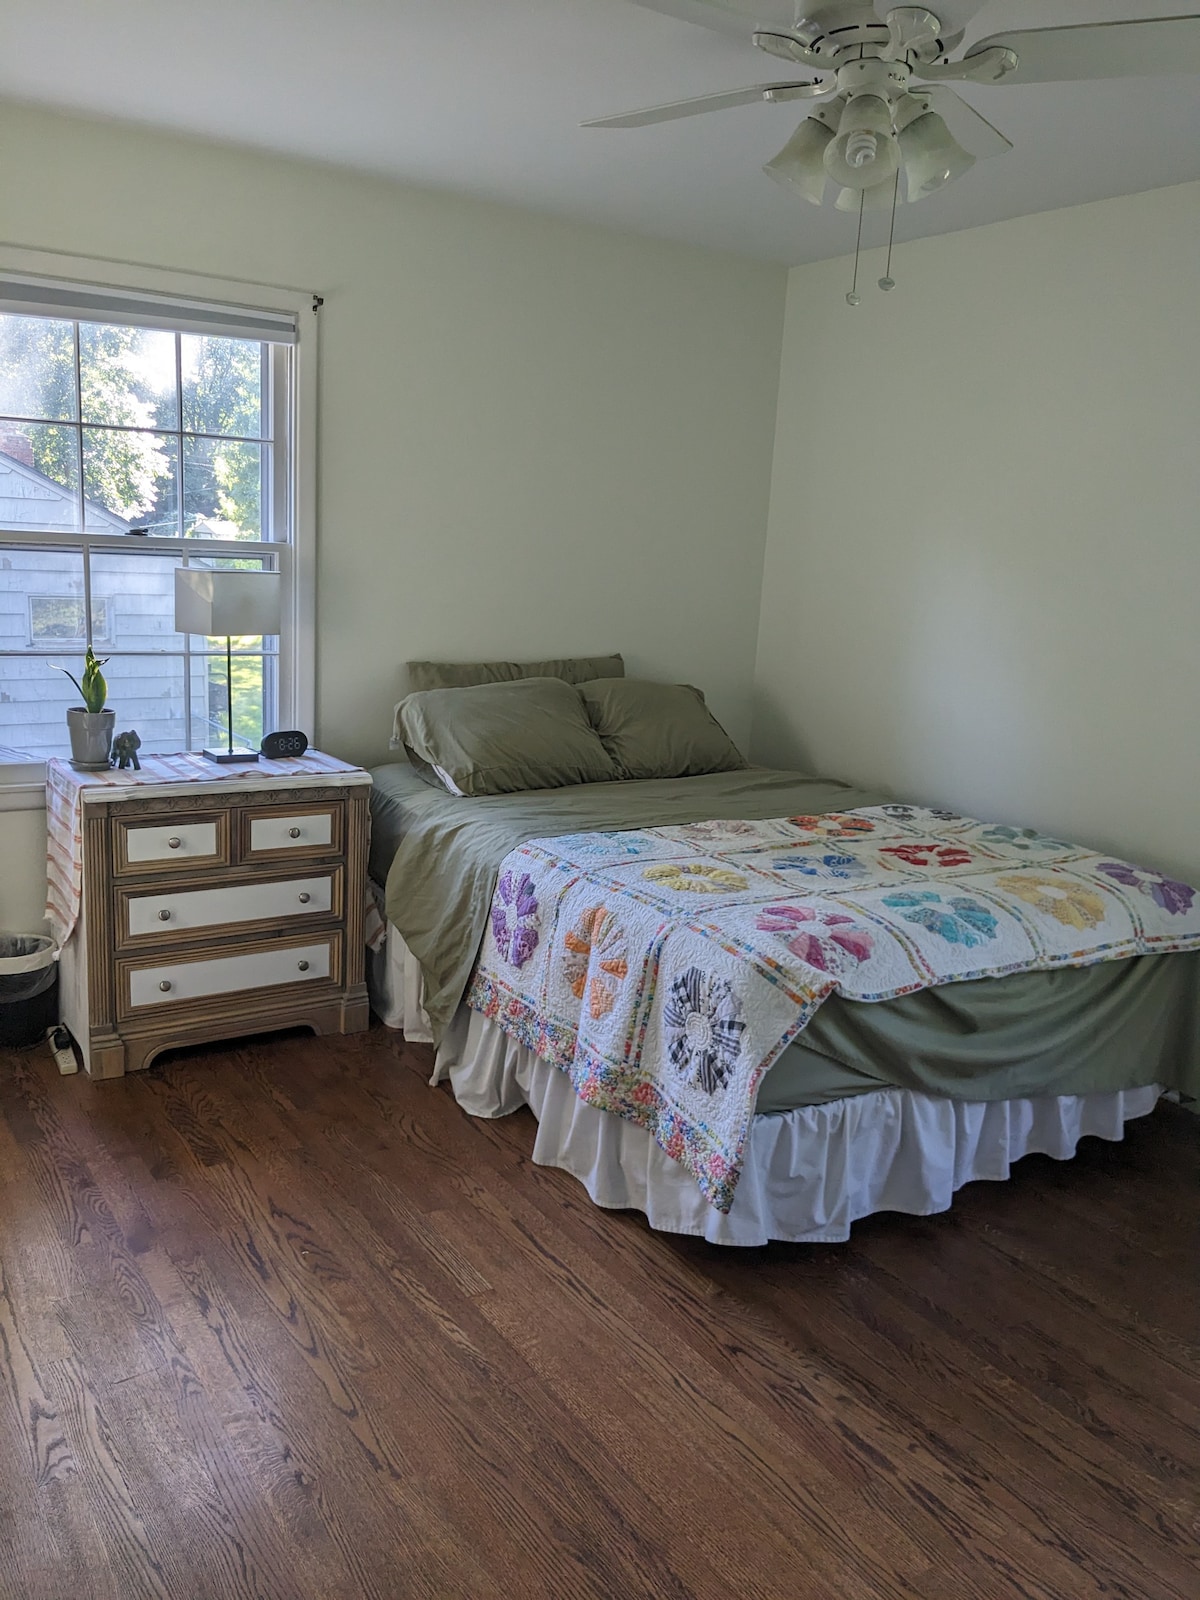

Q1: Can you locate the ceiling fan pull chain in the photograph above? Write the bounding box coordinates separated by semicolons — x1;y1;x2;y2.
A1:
846;189;866;307
879;170;900;292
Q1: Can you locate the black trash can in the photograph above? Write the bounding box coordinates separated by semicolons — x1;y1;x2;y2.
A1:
0;935;58;1049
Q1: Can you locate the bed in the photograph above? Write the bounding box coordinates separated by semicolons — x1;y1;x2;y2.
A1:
367;665;1200;1246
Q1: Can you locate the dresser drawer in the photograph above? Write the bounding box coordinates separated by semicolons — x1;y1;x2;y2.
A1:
119;935;338;1017
241;802;343;860
121;871;340;943
114;813;230;876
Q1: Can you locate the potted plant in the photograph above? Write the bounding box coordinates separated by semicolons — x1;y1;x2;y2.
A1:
53;648;115;768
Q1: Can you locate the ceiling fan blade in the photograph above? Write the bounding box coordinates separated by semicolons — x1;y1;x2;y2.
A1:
625;0;799;40
581;82;829;129
920;86;1012;159
970;16;1200;84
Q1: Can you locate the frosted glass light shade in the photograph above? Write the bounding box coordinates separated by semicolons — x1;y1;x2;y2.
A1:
835;179;898;212
174;568;282;638
823;95;900;190
899;111;975;199
763;116;833;205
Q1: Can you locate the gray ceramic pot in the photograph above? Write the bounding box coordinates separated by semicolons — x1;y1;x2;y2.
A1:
67;708;115;768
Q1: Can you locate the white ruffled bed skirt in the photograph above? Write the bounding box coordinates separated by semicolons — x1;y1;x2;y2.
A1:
368;910;1163;1246
434;1006;1162;1246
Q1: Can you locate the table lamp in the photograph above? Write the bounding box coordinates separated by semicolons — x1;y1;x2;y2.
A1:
174;568;281;763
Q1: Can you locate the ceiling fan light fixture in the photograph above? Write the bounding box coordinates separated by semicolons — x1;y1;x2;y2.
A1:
834;179;898;213
823;95;900;191
898;110;975;199
763;115;833;205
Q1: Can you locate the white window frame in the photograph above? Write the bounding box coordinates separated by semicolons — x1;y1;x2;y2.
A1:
0;246;317;810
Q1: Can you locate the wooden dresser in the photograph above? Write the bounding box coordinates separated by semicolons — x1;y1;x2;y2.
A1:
50;752;371;1077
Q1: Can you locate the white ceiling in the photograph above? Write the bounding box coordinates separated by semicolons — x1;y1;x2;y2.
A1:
2;0;1198;264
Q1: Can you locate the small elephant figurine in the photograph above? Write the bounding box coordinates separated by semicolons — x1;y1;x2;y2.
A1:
112;730;142;771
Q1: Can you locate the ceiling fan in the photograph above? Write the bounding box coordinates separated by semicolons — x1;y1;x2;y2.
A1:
585;3;1200;222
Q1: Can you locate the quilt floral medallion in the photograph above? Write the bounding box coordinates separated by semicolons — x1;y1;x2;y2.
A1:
466;808;1200;1213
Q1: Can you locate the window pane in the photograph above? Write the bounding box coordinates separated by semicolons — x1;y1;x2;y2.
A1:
181;334;263;439
83;428;178;533
183;435;262;539
103;654;188;754
90;549;186;651
0;314;76;421
0;660;77;758
79;322;178;431
0;548;86;757
0;546;85;651
0;423;81;532
191;653;267;750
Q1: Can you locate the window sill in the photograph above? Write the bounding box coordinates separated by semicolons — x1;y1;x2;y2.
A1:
0;763;48;811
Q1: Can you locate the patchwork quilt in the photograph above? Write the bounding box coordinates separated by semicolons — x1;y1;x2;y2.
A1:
466;806;1200;1211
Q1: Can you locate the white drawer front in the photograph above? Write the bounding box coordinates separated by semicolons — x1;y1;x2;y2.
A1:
249;812;332;852
128;940;332;1009
126;821;218;863
127;875;333;938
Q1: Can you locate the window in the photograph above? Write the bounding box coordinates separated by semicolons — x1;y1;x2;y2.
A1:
29;594;112;646
0;264;312;775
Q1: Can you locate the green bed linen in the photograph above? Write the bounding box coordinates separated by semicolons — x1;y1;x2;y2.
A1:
760;954;1199;1111
371;763;1199;1112
369;762;436;883
377;763;884;1044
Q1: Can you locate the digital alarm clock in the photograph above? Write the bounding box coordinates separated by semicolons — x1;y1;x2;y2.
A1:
260;730;309;759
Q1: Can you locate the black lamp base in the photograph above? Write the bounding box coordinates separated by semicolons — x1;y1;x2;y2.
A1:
201;746;260;764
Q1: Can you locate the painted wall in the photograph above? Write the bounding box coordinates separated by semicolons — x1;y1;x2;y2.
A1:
753;181;1200;882
0;101;786;927
0;808;47;931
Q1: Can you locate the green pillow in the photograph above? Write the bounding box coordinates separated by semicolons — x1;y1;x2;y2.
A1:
578;677;746;781
394;677;617;796
406;653;624;692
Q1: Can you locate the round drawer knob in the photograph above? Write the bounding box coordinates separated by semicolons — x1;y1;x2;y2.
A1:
158;909;172;922
297;959;310;972
158;980;172;993
297;892;311;904
167;837;182;850
288;827;302;839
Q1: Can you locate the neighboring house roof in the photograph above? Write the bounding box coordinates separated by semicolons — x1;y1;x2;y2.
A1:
0;448;131;533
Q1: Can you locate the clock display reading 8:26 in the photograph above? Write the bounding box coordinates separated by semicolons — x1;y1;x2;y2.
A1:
260;730;309;759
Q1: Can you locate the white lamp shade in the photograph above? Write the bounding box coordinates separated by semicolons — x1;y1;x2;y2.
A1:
174;567;282;638
763;116;833;205
823;95;900;191
899;111;975;199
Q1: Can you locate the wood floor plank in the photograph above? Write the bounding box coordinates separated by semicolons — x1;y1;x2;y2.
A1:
2;1026;1197;1600
44;1355;172;1600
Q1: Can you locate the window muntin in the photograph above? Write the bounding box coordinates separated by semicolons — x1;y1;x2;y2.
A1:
0;303;293;762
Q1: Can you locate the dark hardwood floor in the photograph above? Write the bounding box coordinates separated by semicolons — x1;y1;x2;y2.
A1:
0;1023;1196;1600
